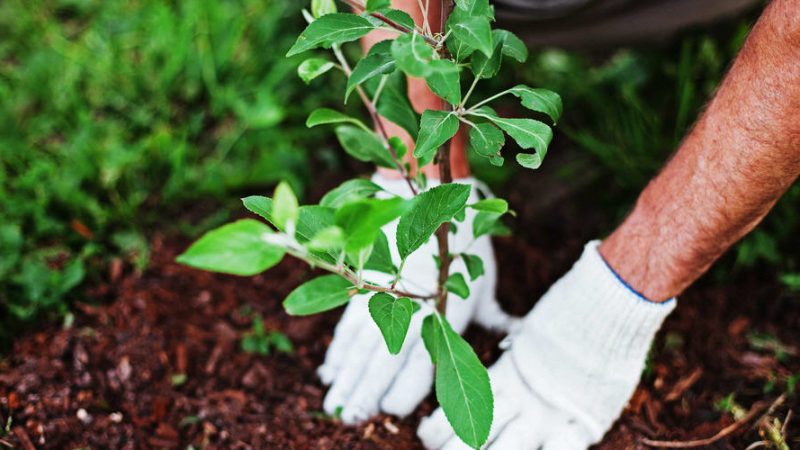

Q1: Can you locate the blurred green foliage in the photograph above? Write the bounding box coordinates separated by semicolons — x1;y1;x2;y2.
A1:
518;17;798;289
0;0;341;348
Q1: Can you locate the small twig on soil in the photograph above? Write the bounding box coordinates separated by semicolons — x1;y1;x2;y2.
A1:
641;399;775;448
13;426;36;450
664;368;703;402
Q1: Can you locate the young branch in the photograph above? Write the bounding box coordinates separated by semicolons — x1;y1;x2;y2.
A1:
331;44;418;195
278;236;434;300
343;0;438;46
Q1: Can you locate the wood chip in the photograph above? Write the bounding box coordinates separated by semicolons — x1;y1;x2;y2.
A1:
13;426;36;450
665;368;703;402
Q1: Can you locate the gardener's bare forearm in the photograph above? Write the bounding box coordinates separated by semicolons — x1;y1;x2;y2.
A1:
600;0;800;302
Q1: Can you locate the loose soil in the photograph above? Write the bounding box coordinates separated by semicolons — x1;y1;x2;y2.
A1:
1;172;798;449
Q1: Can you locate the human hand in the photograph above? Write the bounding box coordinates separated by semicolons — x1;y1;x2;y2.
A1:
419;241;676;449
317;174;516;424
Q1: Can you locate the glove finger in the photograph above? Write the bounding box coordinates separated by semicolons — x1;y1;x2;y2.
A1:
440;436;474;450
322;323;379;416
317;300;369;385
487;406;555;450
461;244;517;334
417;406;453;450
541;420;595;450
472;295;519;333
380;339;434;417
486;418;539;450
340;333;419;424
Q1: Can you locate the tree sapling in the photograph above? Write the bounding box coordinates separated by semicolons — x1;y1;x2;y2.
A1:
177;1;561;447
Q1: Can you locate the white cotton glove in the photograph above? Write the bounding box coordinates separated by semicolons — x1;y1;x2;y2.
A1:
419;241;676;450
318;173;516;424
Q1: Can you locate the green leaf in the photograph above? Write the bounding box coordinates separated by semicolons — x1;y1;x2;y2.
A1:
454;0;493;18
368;293;415;354
336;197;410;256
334;125;395;168
450;15;493;58
396;183;471;259
461;254;485;281
311;0;337;17
364;230;397;274
298;58;336;83
446;33;476;62
365;0;391;11
320;179;384;208
425;60;462;106
470;38;503;79
389;136;408;159
346;52;396;101
508;85;562;124
373;71;419;139
516;152;543;169
445;273;470;299
177;219;285;276
307;108;369;131
306;226;345;252
473;211;510;238
469;198;507;214
413;110;460;164
383;9;416;29
287;13;375;57
283;275;355;316
421;314;493;449
242;197;337;249
494;29;528;63
242;195;273;222
493;117;552;155
467;122;504;157
472;109;553;156
295;206;336;244
391;32;436;78
272;181;299;231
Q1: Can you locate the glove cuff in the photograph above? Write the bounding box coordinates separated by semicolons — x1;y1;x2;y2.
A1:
510;240;676;441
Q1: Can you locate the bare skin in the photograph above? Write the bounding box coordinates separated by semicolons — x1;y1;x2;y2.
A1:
599;0;800;301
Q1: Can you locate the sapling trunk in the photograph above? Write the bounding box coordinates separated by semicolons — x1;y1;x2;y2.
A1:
434;0;455;315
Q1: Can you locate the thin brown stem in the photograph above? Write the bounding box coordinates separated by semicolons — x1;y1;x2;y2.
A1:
342;0;439;46
286;245;433;300
434;144;452;315
433;0;455;316
332;44;418;195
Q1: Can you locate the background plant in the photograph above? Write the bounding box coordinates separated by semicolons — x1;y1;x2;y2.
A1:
177;0;561;447
0;0;341;349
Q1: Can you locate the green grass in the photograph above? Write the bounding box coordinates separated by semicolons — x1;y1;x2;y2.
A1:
0;0;344;348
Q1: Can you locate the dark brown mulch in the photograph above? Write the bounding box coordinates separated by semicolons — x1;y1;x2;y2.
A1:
1;173;798;449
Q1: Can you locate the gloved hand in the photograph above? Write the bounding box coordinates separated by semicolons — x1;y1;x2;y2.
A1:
318;173;516;424
419;241;676;450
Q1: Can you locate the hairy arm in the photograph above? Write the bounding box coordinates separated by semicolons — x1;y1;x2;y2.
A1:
600;0;800;302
